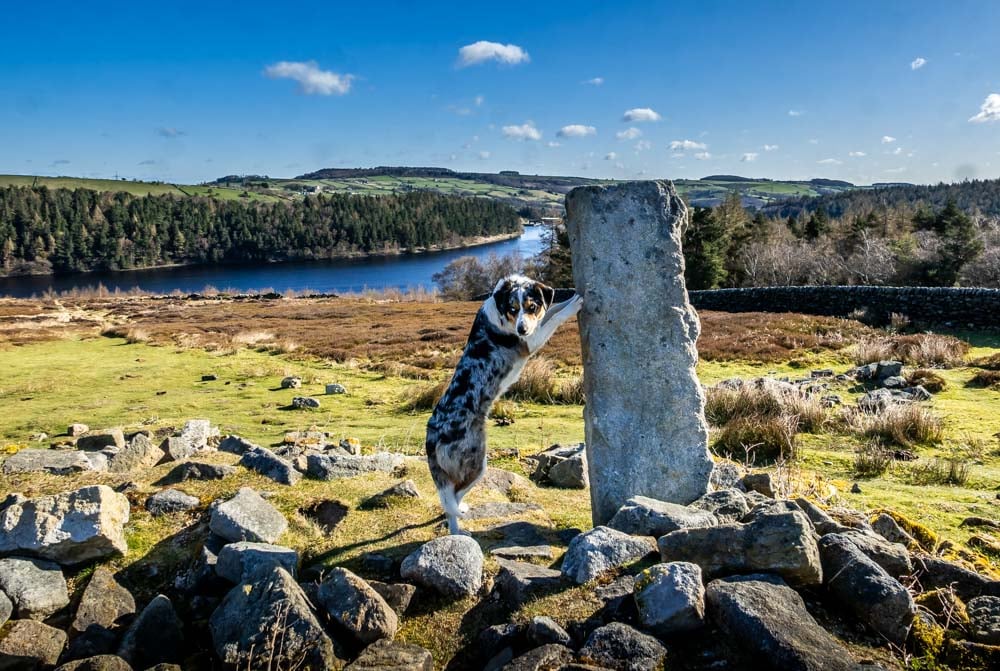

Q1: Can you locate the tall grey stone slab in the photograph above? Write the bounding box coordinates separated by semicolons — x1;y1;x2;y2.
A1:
566;180;713;524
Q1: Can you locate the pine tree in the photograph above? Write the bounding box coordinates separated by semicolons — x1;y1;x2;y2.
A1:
683;207;729;289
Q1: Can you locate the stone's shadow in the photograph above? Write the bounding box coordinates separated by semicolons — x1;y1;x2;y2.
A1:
299;499;349;533
304;515;444;573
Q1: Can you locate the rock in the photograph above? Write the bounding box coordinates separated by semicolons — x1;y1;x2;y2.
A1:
145;489;199;517
566;181;713;524
82;451;110;472
2;488;82;547
741;472;776;498
689;489;749;523
306;452;405;480
162;419;217;460
882;375;906;389
706;574;858;671
0;620;67;669
818;534;915;645
345;639;432;671
69;568;136;657
362;480;420;508
216;542;298;583
281;376;302;389
710;460;747;491
291;396;321;409
107;434;165;474
834;531;912;578
464;502;543;520
54;656;133;671
504;644;573;671
210;565;337;671
608;496;718;537
875;360;904;381
578;622;667;671
0;557;69;620
741;499;803;524
493;559;564;608
159;461;235;483
967;596;1000;645
339;437;362;455
526;444;585;488
326;383;347;395
400;535;484;598
0;591;10;628
858;388;902;413
794;498;851;535
486;522;553;560
283;430;327;449
202;374;218;381
316;567;398;645
1;448;94;475
218;435;255;455
560;526;654;585
368;581;416;616
77;429;126;451
913;555;1000;601
850;482;862;494
116;595;184;670
209;488;288;544
633;562;705;635
480;468;532;496
526;616;571;647
68;424;90;437
547;452;588;489
239;446;301;485
658;510;822;586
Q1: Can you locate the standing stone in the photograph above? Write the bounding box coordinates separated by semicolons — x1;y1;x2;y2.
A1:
566;181;713;524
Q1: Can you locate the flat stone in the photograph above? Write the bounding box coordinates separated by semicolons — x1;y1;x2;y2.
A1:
209;487;288;543
504;644;573;671
480;468;533;496
464;502;544;520
658;510;822;587
566;181;713;524
1;448;93;475
689;489;749;523
68;424;90;437
578;622;667;671
967;596;1000;645
145;489;199;516
0;619;67;669
158;461;235;483
560;526;655;585
345;639;433;671
306;452;405;480
316;567;398;645
116;595;184;669
368;581;417;616
608;495;718;537
77;429;126;451
400;535;483;599
634;562;705;635
706;574;859;671
107;433;165;473
0;557;69;620
218;435;255;455
486;522;553;560
216;541;298;583
362;480;421;508
494;558;564;607
835;530;912;578
239;445;302;485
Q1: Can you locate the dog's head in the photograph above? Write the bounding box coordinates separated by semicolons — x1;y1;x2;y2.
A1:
490;274;555;337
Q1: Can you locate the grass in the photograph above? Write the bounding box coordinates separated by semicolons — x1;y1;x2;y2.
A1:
852;333;969;368
844;404;945;448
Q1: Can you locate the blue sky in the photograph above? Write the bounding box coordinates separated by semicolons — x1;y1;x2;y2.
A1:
2;1;998;185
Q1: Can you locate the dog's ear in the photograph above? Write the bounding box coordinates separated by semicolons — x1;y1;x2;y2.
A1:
493;277;512;312
537;282;555;308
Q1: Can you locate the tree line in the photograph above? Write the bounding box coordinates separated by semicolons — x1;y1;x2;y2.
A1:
0;186;520;276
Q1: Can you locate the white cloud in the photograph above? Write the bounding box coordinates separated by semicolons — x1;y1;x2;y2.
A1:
669;139;707;151
458;41;530;67
605;152;617;160
474;95;485;106
617;127;642;140
741;152;758;162
478;150;491;160
557;124;596;138
157;127;185;138
694;152;712;160
881;135;896;144
502;121;542;141
969;93;1000;123
818;158;842;165
808;138;819;144
763;144;779;151
264;61;354;95
546;141;561;148
584;77;604;86
911;57;927;70
622;108;661;122
635;140;651;152
849;151;867;157
892;146;903;155
788;109;803;117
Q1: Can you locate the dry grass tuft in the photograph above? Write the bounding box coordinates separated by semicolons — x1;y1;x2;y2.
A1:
507;357;559;403
705;382;827;433
971;353;1000;371
712;415;798;464
906;369;948;393
852;334;969;368
853;440;894;477
845;404;944;448
400;380;448;412
968;370;1000;389
906;456;971;486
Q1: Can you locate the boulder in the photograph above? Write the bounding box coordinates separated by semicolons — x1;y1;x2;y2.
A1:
281;376;302;389
368;581;416;616
210;565;338;670
658;511;822;586
0;619;67;669
306;452;405;480
159;461;235;483
291;396;321;409
239;446;301;485
912;555;1000;601
0;591;10;628
834;531;912;578
689;489;749;523
216;542;298;583
608;496;718;537
493;559;564;608
218;435;255;455
633;562;705;635
400;535;483;598
162;419;217;460
577;622;667;671
709;460;747;491
741;472;776;498
54;656;132;671
68;568;136;658
1;448;93;475
967;596;1000;645
706;574;858;671
326;383;347;395
561;526;654;585
345;639;432;671
526;616;571;647
209;488;288;544
116;595;184;670
362;480;421;508
107;434;164;474
316;567;398;645
76;429;126;451
793;498;851;535
68;424;90;437
145;489;199;517
486;521;553;561
818;534;915;645
0;557;69;620
480;468;533;496
464;502;543;520
503;644;573;671
566;181;714;524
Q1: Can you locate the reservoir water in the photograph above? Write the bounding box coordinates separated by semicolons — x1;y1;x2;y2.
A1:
0;227;548;298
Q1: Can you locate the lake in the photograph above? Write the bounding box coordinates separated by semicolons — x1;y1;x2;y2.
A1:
0;227;549;298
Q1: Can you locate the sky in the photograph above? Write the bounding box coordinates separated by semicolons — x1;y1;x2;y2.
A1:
2;1;999;186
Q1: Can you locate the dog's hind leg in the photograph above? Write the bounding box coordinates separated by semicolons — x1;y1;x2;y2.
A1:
436;482;465;535
454;461;487;515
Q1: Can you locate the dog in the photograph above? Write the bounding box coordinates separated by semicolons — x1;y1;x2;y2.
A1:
425;274;582;535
